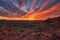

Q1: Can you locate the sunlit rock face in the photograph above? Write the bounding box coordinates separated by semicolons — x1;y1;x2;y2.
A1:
0;0;60;20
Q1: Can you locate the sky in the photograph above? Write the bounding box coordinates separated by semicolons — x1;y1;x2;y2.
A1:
0;0;60;19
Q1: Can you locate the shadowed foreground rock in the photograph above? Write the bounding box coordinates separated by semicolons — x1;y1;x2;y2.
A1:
0;17;60;40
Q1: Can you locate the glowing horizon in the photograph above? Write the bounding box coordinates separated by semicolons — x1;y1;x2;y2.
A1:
0;0;60;20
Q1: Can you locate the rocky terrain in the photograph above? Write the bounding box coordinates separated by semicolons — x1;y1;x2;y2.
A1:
0;17;60;40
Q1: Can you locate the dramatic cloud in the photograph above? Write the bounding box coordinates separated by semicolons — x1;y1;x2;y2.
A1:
0;0;60;20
